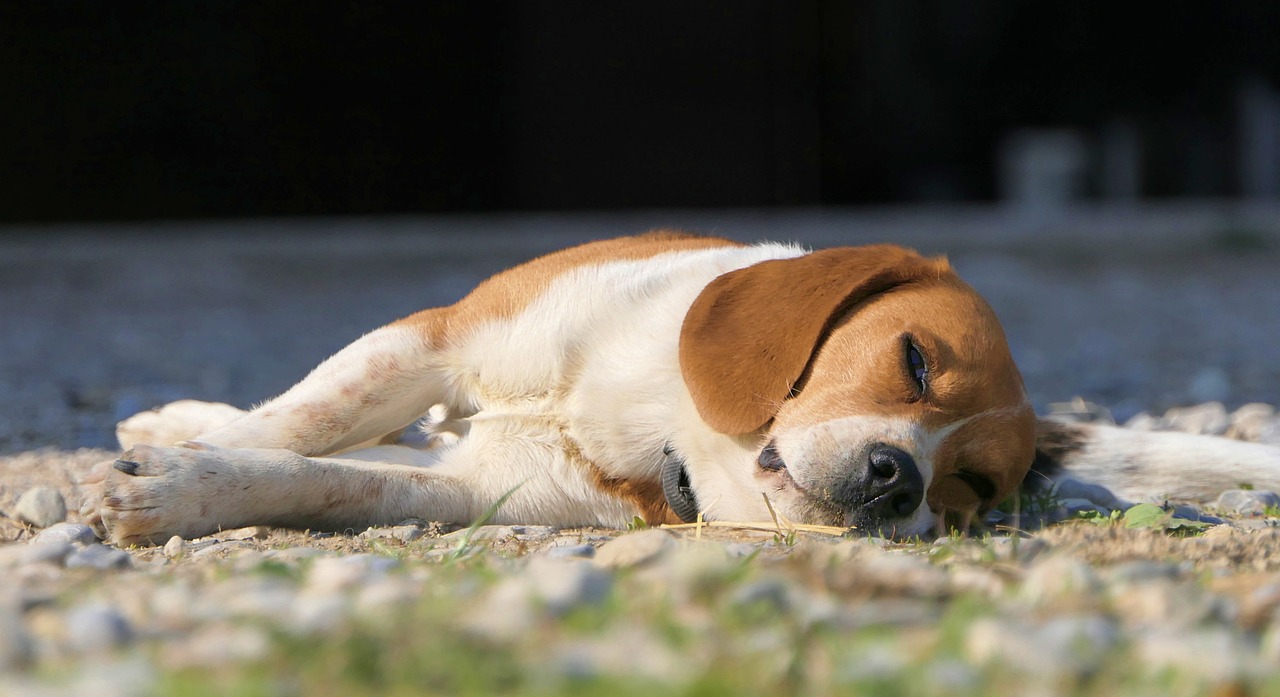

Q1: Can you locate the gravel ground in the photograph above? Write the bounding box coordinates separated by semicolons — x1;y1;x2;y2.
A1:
3;207;1280;694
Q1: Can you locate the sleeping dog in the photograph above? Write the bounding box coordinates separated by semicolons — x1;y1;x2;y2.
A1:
82;231;1280;545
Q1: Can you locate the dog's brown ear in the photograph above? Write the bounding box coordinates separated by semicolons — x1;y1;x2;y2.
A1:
679;245;950;434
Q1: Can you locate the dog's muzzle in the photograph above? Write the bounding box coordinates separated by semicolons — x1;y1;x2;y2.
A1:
764;440;926;532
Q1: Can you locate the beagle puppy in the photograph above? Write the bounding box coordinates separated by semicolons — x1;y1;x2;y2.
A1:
83;232;1280;545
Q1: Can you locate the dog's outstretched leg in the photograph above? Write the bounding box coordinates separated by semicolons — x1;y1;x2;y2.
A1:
1031;418;1280;503
192;322;452;456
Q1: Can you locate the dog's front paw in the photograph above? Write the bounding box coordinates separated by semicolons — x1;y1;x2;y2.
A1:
95;443;237;546
78;458;117;540
116;400;246;450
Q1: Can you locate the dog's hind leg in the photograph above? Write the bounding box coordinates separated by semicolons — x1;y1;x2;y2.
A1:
1030;419;1280;504
191;320;455;457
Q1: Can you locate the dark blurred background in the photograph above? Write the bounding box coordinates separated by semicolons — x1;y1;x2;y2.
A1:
4;1;1280;223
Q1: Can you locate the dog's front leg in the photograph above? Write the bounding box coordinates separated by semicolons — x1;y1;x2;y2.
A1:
193;323;452;457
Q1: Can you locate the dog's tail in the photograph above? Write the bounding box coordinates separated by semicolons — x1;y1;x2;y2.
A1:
1030;418;1280;503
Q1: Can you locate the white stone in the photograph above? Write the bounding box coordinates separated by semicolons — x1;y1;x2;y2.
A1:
460;577;536;643
65;603;133;654
222;526;270;541
1020;554;1099;605
306;554;399;593
1216;489;1280;515
1227;403;1277;441
163;536;186;558
592;529;674;569
22;539;73;566
966;614;1117;677
14;487;66;528
32;522;97;546
1163;401;1230;435
359;525;426;543
66;543;133;570
528;556;613;614
290;592;349;635
1136;628;1255;681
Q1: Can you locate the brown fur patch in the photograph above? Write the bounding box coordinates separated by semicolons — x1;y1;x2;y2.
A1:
391;230;741;348
678;245;952;435
586;463;683;526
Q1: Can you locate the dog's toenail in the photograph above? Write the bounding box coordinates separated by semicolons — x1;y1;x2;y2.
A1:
114;460;140;475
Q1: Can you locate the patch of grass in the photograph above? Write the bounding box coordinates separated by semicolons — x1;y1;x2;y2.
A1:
442;483;524;565
1075;503;1211;536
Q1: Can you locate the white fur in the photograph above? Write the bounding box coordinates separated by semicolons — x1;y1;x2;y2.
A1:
1046;422;1280;504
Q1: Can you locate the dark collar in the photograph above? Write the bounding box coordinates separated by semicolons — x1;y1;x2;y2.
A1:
660;444;700;523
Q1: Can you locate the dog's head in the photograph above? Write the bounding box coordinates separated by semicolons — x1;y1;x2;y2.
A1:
679;245;1034;536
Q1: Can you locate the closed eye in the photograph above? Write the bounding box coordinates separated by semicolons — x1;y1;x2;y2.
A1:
905;338;929;395
955;471;996;501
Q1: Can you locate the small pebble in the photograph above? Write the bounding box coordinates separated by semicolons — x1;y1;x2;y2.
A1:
32;522;97;547
442;525;558;542
1163;401;1229;435
306;554;399;593
65;603;133;654
730;576;793;613
1226;403;1276;441
966;614;1118;677
1105;561;1182;585
1136;628;1255;681
1052;477;1123;509
192;541;254;558
359;524;426;543
593;529;674;569
991;536;1050;565
66;543;134;570
14;487;67;528
545;543;596;560
1020;554;1099;605
22;539;74;566
1124;411;1164;430
528;556;613;614
1215;489;1280;516
290;593;348;635
1170;504;1223;524
163;536;186;558
222;526;271;541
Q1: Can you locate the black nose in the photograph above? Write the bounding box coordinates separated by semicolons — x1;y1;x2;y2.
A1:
866;444;924;519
